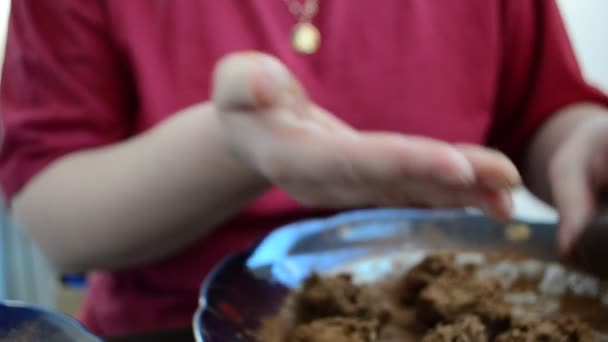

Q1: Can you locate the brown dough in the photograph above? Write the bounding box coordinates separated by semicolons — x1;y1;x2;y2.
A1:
416;273;511;333
289;317;380;342
495;316;595;342
421;315;488;342
258;254;601;342
397;253;459;305
293;273;380;323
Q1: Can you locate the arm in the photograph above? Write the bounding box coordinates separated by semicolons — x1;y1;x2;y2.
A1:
1;0;266;273
13;104;267;273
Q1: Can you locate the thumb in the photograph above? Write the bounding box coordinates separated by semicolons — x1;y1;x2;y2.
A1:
551;154;595;257
212;52;308;112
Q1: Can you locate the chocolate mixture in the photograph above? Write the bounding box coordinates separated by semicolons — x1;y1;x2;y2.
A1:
257;253;602;341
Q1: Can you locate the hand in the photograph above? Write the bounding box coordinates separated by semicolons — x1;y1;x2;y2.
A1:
549;114;608;255
212;52;521;217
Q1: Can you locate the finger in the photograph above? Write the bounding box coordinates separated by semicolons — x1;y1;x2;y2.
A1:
350;133;476;187
212;52;308;112
375;180;512;219
455;144;521;190
587;133;608;193
550;149;596;256
475;189;514;220
266;105;357;139
374;182;471;208
282;169;375;209
306;135;478;207
323;176;472;209
274;134;507;212
309;105;357;133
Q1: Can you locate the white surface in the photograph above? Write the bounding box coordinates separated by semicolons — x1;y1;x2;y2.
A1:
0;0;7;70
558;0;608;92
512;188;557;223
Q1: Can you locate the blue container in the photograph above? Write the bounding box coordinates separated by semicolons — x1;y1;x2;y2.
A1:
0;300;101;341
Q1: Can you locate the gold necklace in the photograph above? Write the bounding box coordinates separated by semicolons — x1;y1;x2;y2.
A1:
283;0;321;54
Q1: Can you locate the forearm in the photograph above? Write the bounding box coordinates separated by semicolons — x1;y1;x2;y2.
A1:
12;103;268;273
523;102;607;203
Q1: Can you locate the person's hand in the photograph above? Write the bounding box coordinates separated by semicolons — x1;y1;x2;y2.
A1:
549;114;608;255
212;52;521;217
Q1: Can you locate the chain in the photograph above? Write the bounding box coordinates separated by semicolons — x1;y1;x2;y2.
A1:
283;0;319;23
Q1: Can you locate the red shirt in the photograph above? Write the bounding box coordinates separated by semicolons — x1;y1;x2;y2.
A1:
1;0;607;337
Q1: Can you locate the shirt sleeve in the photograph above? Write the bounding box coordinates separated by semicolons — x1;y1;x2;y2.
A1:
487;0;608;165
0;0;134;201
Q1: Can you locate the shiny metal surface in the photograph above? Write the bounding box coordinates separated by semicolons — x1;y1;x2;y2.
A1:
246;208;557;288
194;208;559;341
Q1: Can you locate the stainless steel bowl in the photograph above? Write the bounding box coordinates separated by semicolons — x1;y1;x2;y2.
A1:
194;208;560;341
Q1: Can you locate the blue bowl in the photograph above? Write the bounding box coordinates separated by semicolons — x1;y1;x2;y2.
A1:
0;300;102;341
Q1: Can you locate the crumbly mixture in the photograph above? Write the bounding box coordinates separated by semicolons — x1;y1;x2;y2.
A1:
257;253;601;342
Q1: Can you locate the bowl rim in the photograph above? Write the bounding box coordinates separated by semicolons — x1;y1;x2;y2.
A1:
245;208;483;270
192;252;248;342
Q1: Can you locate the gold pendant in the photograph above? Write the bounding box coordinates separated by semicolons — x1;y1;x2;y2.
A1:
291;22;321;54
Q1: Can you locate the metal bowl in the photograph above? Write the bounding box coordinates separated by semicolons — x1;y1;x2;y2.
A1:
0;300;102;341
193;208;558;341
